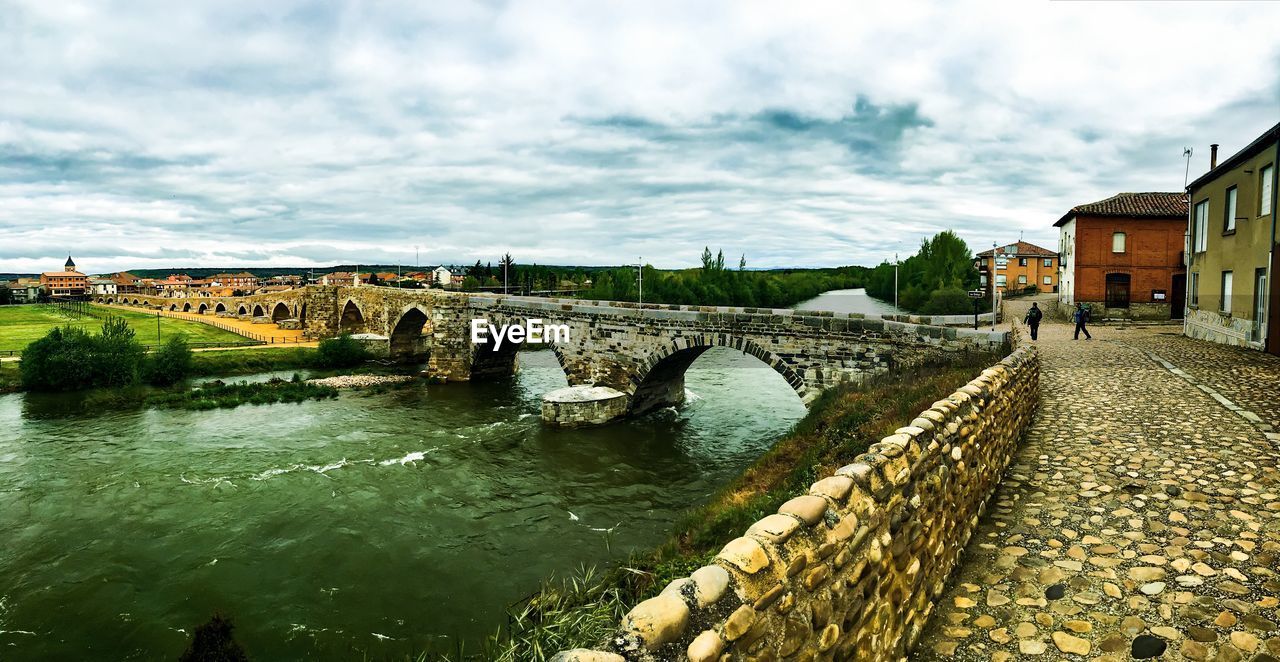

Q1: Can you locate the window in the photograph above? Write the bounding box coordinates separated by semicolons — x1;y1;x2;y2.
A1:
980;274;988;286
1221;271;1233;314
996;274;1007;287
1043;258;1053;267
1019;258;1028;266
1189;272;1199;306
1018;275;1028;284
1193;201;1208;252
1224;186;1237;232
1105;273;1131;308
1043;275;1052;285
1263;164;1274;216
1112;232;1126;253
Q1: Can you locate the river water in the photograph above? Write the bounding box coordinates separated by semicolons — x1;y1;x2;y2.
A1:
0;350;807;659
792;287;901;316
0;290;896;659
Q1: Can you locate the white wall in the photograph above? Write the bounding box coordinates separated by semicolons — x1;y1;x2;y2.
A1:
1058;217;1076;306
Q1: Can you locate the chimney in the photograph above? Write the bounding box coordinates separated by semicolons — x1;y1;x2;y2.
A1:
1210;144;1219;170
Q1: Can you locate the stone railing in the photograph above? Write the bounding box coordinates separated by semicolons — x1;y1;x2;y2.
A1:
554;346;1040;662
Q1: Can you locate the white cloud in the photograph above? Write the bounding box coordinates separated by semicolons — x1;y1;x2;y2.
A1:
0;0;1277;274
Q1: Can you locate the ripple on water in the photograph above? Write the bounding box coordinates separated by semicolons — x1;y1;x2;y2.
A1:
0;346;806;658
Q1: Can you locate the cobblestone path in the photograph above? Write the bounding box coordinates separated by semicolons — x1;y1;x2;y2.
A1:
916;322;1280;661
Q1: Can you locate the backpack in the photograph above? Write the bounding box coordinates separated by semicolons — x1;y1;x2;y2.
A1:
1026;307;1042;323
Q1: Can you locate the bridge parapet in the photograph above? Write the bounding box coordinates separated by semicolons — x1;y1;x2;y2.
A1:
94;287;1010;426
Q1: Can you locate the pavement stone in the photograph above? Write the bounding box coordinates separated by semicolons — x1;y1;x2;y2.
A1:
914;321;1280;661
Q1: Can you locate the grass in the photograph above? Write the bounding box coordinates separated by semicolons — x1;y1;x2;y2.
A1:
0;360;19;393
189;346;319;377
146;374;338;410
471;352;1002;661
0;303;249;352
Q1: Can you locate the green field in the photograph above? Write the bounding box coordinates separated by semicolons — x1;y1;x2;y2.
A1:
0;304;251;352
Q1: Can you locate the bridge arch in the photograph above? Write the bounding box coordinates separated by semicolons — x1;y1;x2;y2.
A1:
169;303;179;311
105;297;115;304
182;302;192;312
251;304;265;318
339;299;365;334
236;304;248;316
389;305;430;360
214;302;227;314
197;303;208;314
271;302;291;322
628;336;806;415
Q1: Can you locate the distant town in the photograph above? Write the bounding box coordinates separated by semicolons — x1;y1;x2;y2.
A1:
0;261;601;304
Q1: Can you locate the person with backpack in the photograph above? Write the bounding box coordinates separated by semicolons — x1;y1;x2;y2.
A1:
1023;302;1043;340
1073;303;1092;340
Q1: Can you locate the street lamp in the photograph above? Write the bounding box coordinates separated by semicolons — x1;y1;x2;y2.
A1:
992;242;998;330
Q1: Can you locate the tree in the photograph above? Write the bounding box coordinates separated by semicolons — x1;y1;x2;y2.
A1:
146;334;193;386
701;247;714;273
738;254;746;271
0;285;11;305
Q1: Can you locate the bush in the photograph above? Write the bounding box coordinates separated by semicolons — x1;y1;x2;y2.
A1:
313;334;370;369
19;318;144;391
146;334;193;386
921;286;975;315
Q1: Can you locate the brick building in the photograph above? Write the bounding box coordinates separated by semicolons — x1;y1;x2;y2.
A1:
975;241;1058;294
39;256;89;297
1055;192;1189;320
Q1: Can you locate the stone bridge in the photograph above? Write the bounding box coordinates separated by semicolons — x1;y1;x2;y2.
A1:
97;286;1008;425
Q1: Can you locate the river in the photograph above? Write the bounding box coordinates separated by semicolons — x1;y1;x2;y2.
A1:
791;287;902;316
0;290;896;659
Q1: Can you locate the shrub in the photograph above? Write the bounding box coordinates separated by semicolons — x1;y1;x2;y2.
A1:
921;286;975;315
146;334;193;386
19;318;144;391
313;334;370;369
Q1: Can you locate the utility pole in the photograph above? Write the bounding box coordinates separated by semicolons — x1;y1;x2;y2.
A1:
637;258;643;305
503;259;508;295
156;310;161;345
992;242;998;330
894;252;899;311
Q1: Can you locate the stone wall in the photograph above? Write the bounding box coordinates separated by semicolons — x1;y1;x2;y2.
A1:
1184;307;1265;350
554;346;1040;662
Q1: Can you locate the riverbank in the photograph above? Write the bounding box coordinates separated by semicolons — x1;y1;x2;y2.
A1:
484;351;1003;661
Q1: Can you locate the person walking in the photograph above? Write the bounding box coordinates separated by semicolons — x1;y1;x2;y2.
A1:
1024;302;1043;341
1073;302;1092;340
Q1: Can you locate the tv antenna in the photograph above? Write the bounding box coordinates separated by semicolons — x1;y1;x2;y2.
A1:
1182;147;1194;190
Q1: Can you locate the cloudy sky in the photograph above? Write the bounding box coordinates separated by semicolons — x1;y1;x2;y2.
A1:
2;0;1278;274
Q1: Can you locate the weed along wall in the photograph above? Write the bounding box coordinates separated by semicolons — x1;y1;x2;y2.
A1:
554;346;1040;662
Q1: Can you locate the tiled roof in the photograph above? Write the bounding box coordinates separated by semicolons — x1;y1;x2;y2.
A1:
1055;192;1187;226
41;271;86;277
976;241;1057;258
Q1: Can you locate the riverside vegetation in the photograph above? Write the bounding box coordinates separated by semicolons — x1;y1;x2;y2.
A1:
472;351;1002;662
864;231;982;315
16;317;375;409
